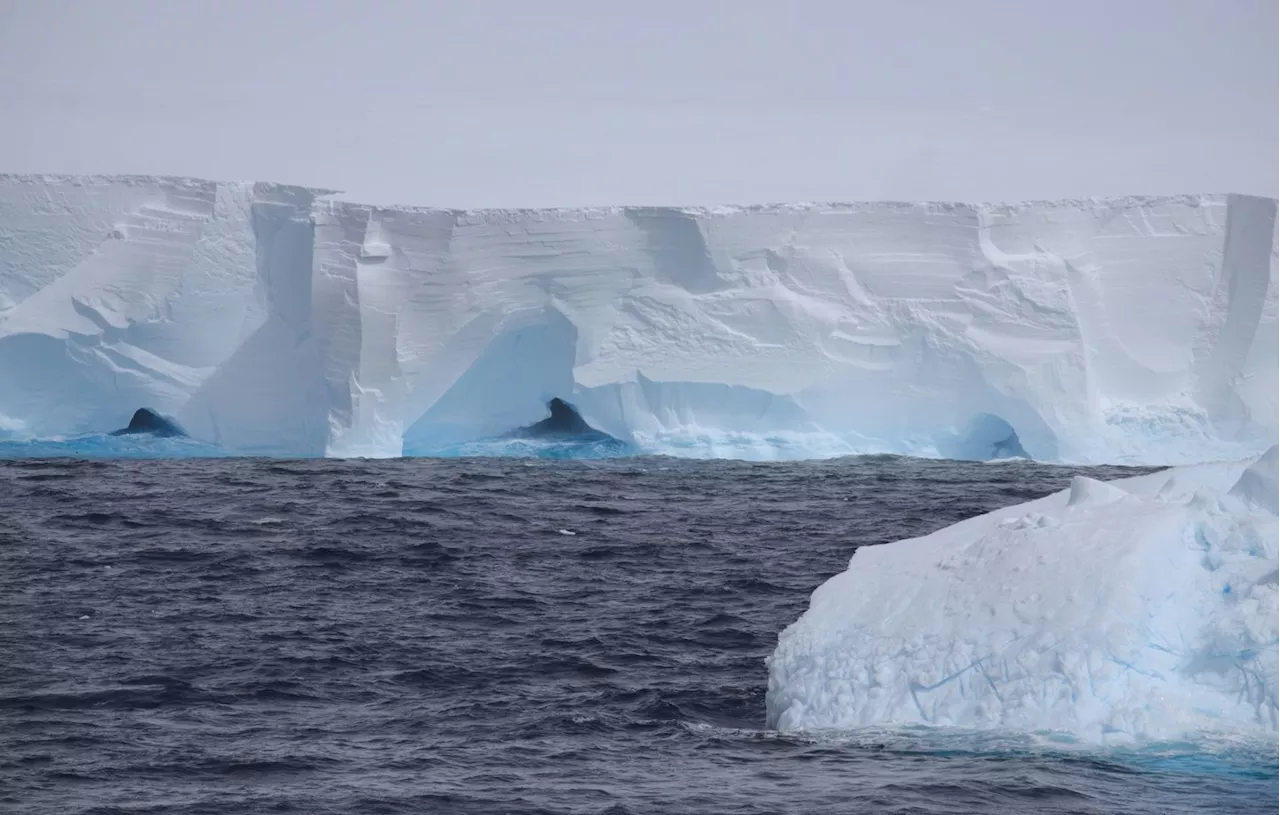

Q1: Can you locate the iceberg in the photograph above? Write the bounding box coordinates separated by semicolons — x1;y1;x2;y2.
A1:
766;446;1280;743
109;407;186;438
0;174;1275;462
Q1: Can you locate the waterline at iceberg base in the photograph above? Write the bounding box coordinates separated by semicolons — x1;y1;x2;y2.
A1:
767;445;1279;744
0;175;1276;464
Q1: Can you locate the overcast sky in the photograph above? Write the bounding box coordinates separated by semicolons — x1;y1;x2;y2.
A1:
1;0;1275;207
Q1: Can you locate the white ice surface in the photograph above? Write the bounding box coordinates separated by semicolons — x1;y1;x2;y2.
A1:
0;174;1276;461
766;447;1280;743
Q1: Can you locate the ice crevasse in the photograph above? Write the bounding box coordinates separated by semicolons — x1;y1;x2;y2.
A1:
766;445;1280;743
0;174;1275;463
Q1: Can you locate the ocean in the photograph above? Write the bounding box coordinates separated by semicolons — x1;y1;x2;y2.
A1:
1;454;1275;814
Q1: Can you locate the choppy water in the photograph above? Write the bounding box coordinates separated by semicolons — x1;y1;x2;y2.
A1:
1;454;1275;814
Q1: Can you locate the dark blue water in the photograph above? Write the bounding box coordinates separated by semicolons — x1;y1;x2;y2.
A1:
1;455;1275;814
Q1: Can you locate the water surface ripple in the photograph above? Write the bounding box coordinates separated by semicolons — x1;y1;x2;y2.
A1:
1;456;1273;814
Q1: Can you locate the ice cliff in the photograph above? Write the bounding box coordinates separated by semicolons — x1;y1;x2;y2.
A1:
766;446;1280;743
0;174;1275;462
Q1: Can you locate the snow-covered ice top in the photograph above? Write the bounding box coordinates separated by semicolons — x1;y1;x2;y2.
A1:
766;446;1280;743
0;174;1275;462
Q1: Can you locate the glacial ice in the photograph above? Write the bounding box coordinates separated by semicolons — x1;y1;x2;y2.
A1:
766;446;1280;743
109;407;185;438
0;174;1275;462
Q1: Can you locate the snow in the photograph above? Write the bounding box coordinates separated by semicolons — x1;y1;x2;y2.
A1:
1231;444;1280;515
766;446;1280;743
0;174;1275;462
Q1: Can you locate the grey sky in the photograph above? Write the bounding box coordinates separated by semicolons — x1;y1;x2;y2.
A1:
1;0;1275;207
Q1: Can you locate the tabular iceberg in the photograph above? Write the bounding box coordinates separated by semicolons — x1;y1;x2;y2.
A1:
0;174;1275;462
766;446;1279;743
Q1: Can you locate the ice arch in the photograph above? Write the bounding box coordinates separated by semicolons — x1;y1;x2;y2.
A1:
402;309;579;453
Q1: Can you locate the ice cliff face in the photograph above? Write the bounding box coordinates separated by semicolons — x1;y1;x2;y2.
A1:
0;174;1275;461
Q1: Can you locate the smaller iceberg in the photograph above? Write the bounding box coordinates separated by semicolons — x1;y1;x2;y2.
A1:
408;398;634;459
0;407;227;458
766;447;1280;743
510;398;616;443
109;408;186;438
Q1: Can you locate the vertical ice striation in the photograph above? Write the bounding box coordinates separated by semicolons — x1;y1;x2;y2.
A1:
0;175;1275;462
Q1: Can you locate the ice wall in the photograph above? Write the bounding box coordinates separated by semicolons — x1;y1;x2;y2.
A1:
1;175;1275;462
0;176;330;452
